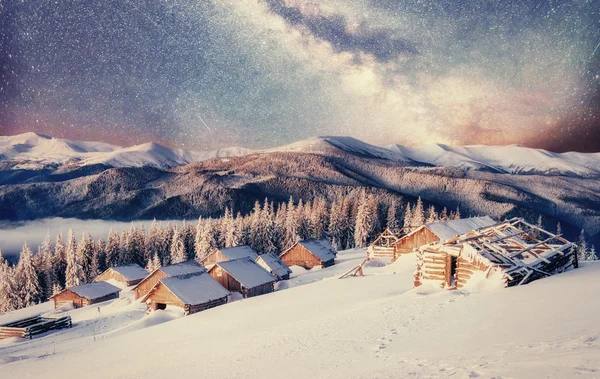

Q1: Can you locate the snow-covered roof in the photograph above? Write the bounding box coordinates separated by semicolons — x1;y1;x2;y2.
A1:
158;272;230;305
218;245;259;261
257;253;292;277
160;260;206;277
108;264;148;281
296;239;336;262
215;257;276;288
64;281;121;300
425;216;496;241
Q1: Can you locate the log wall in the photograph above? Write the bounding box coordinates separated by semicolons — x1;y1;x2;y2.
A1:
394;227;440;255
455;256;489;289
209;266;243;293
201;251;228;267
280;245;333;269
133;270;168;300
416;249;450;288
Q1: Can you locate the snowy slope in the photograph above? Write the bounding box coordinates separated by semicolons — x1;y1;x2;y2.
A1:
0;132;253;169
266;136;412;162
389;143;600;176
2;249;599;379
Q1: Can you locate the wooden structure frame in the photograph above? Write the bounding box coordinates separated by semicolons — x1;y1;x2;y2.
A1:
414;217;577;289
0;315;72;340
367;228;402;261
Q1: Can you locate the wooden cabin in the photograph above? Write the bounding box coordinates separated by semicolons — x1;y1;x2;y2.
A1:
132;260;205;300
201;245;259;267
414;217;577;290
394;216;496;256
141;272;230;316
367;228;401;261
255;253;292;281
208;257;276;298
95;264;149;287
279;239;336;269
50;282;121;309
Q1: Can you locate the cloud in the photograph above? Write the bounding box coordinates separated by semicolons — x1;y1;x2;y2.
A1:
264;0;418;62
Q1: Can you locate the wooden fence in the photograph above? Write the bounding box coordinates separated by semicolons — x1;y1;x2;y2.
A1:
0;315;72;340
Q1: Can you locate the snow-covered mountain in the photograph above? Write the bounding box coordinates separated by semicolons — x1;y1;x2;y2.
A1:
2;132;599;176
388;143;600;176
0;132;253;169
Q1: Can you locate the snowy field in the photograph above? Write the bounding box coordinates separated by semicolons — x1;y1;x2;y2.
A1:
1;249;599;378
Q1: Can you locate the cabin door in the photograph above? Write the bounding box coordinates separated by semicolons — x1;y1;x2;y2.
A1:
446;256;458;288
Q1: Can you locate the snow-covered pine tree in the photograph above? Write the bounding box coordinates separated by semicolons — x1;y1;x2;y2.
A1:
354;190;375;248
454;207;461;220
309;197;329;241
95;238;107;272
89;241;101;280
42;243;57;300
341;197;354;249
65;229;82;288
329;198;343;250
403;203;412;232
194;219;216;262
105;228;120;268
160;224;174;266
425;205;438;224
146;251;161;272
181;220;195;260
587;245;597;261
440;207;448;221
577;229;587;262
16;242;42;307
296;199;310;241
386;199;398;232
127;225;144;266
0;251;19;314
170;226;186;264
283;197;300;249
411;197;425;228
53;232;67;288
119;229;130;265
78;233;94;283
52;283;62;297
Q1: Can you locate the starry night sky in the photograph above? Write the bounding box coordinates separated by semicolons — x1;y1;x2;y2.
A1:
1;0;599;151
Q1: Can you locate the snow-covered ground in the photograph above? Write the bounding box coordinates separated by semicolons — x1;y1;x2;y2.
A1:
1;249;599;378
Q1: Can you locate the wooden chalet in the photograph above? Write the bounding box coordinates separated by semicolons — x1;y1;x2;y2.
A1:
141;271;230;316
132;260;205;300
201;245;259;267
255;253;292;281
414;217;577;289
95;264;149;287
50;281;121;309
367;228;401;261
394;216;496;256
279;239;336;269
208;257;276;298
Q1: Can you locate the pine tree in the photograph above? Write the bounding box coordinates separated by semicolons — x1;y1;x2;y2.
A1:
146;252;161;272
425;205;438;224
127;225;144;266
89;241;101;280
76;233;94;283
411;197;425;228
284;197;300;249
119;229;130;265
577;229;587;262
341;197;354;249
0;251;19;314
52;283;62;296
53;232;67;288
454;206;461;220
181;220;195;260
42;244;57;300
96;238;107;272
170;226;186;264
440;207;448;221
65;230;82;288
403;203;412;231
386;199;398;232
354;191;375;248
16;242;42;307
105;228;120;267
586;245;597;261
194;219;216;262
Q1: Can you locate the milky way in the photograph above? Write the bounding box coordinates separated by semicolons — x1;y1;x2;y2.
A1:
1;0;598;151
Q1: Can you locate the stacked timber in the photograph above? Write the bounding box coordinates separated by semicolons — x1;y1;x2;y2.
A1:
0;315;72;340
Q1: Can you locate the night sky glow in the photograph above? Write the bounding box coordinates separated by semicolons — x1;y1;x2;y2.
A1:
1;0;599;151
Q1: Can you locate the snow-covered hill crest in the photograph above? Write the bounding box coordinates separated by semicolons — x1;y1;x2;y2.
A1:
2;132;599;176
0;132;253;169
